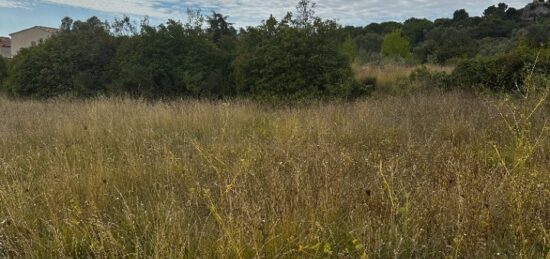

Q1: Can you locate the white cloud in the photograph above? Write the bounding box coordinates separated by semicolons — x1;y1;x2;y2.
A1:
2;0;534;26
0;0;29;8
42;0;186;18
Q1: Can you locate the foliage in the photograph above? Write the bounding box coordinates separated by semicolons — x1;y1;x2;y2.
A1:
340;36;359;63
483;3;510;19
2;0;550;98
415;27;476;63
453;9;470;21
356;76;377;94
233;3;361;99
206;12;237;48
381;30;412;59
409;66;452;89
402;18;434;46
523;22;550;46
452;55;521;91
110;19;233;98
470;17;515;39
7;17;117;98
364;21;402;35
0;56;7;89
477;37;514;57
451;41;550;92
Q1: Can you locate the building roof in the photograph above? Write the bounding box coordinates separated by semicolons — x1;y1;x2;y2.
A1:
9;26;60;36
0;37;10;48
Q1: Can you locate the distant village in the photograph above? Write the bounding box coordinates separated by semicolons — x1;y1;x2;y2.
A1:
0;26;59;59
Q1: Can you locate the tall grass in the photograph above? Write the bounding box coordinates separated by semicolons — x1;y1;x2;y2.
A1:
0;90;548;258
353;63;454;95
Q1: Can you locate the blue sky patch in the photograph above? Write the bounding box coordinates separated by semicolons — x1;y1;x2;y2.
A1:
0;0;530;36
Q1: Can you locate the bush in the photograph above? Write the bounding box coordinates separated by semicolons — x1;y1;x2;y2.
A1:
0;56;7;90
415;27;476;64
340;36;359;63
452;54;525;91
355;76;377;95
233;3;360;99
354;33;383;56
7;17;118;98
381;30;412;59
452;41;550;92
410;66;452;89
110;20;232;98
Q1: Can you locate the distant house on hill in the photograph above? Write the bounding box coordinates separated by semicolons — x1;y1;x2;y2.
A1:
0;37;10;58
9;26;59;56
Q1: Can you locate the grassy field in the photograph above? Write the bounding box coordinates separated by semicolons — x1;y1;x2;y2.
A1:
353;63;454;94
0;90;549;258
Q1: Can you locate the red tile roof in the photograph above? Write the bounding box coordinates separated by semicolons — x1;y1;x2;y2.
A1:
0;37;10;48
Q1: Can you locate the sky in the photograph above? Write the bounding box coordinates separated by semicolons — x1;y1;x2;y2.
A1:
0;0;532;36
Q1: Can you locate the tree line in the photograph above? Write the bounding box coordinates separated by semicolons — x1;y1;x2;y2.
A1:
0;0;548;99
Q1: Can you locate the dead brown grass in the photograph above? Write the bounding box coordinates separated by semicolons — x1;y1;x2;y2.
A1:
0;89;548;258
353;63;454;94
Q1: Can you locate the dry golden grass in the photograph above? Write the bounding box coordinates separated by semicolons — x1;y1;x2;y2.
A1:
0;90;548;258
353;63;454;94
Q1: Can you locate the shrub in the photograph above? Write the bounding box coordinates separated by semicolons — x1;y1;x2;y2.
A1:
381;30;412;59
402;18;434;45
452;41;550;92
7;17;117;98
452;53;525;91
410;66;452;89
349;76;376;97
233;2;360;99
415;27;476;64
354;33;383;56
0;56;7;90
341;36;359;63
109;20;232;98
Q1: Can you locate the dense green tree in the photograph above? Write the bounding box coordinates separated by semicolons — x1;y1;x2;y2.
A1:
477;37;514;57
453;9;470;22
504;7;522;21
111;15;138;36
60;16;73;31
206;12;238;96
339;25;365;41
110;19;230;98
483;3;509;18
7;17;117;97
364;22;402;35
381;30;412;59
295;0;317;27
354;33;383;54
402;18;434;45
3;1;550;98
341;36;359;63
233;2;363;98
524;23;550;45
434;18;452;27
415;27;476;63
206;12;236;46
453;53;527;92
470;17;515;39
452;40;550;92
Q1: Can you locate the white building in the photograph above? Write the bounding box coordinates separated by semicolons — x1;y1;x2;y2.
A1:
9;26;59;56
